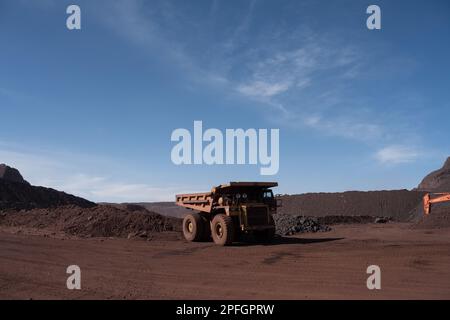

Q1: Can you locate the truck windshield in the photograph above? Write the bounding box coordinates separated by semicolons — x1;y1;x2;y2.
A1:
263;191;273;199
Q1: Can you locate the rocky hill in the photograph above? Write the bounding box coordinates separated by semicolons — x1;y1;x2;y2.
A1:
0;164;95;210
416;157;450;192
0;163;30;184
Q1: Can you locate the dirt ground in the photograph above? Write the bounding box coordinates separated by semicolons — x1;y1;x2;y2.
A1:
0;223;449;300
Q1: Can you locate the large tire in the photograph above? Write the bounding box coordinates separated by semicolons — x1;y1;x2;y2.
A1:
183;213;204;242
211;214;234;246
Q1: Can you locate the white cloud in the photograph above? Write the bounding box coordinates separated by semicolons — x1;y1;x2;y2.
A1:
375;145;421;164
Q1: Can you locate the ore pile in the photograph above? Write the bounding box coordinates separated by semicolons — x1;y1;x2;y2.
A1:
274;214;331;236
277;190;425;221
0;204;182;238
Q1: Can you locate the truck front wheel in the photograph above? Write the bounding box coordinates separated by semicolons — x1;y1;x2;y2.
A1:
182;213;204;242
211;214;234;246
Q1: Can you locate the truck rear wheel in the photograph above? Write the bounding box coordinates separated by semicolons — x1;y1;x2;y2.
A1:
183;213;204;242
211;214;234;246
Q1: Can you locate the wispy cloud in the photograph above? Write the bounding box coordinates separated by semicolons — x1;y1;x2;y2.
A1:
375;145;421;164
105;1;383;140
227;40;380;140
96;0;423;160
237;80;291;98
301;115;384;141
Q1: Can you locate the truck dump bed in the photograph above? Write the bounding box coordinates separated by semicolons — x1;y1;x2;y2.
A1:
213;182;278;191
175;182;278;213
175;192;213;213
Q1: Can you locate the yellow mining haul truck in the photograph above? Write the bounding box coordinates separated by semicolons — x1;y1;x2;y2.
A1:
175;182;280;245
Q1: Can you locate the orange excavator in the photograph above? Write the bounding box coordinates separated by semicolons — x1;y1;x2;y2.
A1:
423;192;450;215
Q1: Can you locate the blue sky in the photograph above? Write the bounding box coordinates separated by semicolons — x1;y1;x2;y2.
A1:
0;0;449;202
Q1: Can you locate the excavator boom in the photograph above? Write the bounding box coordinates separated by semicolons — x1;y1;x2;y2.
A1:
423;193;450;215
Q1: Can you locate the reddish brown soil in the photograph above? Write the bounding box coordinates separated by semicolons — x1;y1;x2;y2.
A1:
316;215;390;224
278;190;425;221
0;223;449;299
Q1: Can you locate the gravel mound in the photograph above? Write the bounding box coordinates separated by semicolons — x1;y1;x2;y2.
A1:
274;214;331;236
0;205;182;238
277;190;425;222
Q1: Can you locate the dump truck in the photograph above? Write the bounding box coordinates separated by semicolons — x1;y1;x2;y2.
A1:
175;182;280;245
